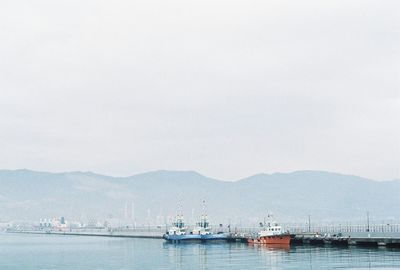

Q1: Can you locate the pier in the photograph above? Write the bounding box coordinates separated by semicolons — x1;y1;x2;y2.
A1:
292;233;400;247
6;227;164;239
288;222;400;247
6;223;400;248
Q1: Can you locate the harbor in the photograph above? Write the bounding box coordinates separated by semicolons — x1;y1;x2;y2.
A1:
3;232;400;269
6;222;400;248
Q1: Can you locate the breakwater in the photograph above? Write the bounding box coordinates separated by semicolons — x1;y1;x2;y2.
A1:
6;222;400;248
6;228;163;239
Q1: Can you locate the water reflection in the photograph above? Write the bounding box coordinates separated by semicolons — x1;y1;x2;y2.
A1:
162;241;400;270
248;243;291;251
1;233;400;270
163;242;290;269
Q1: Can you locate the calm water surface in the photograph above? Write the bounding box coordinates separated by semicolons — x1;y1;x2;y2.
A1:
0;233;399;269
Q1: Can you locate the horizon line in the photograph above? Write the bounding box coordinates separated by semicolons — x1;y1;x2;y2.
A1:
0;168;396;182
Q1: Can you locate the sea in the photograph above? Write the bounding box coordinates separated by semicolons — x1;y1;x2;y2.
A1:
0;233;399;269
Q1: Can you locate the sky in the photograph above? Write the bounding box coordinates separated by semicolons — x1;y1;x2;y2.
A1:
0;0;399;181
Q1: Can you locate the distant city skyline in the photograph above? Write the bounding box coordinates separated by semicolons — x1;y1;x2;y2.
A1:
0;0;399;181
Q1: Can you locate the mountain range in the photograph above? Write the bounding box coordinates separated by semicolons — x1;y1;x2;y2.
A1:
0;169;399;225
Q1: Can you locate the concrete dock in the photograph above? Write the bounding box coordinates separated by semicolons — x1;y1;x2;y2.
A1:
6;228;164;239
292;231;400;247
6;223;400;248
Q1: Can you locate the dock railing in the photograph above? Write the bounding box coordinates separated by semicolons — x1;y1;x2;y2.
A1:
282;223;400;234
7;221;400;238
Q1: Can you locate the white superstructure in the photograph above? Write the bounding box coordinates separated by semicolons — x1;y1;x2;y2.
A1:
258;222;286;237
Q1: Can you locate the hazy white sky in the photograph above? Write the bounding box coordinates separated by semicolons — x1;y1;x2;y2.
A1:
0;0;399;181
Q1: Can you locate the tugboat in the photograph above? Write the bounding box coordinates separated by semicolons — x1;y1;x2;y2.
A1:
192;201;228;242
164;201;228;243
192;214;211;236
163;214;201;242
192;214;228;241
248;221;291;245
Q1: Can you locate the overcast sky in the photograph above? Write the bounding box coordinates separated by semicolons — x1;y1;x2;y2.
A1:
0;0;399;181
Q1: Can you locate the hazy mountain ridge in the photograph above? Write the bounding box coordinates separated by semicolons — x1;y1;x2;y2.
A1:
0;169;399;223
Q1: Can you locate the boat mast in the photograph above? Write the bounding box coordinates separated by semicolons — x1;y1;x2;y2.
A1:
202;200;208;228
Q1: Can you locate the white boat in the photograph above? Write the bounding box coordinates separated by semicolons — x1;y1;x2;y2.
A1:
192;215;211;236
249;221;291;245
167;215;187;236
192;201;228;241
163;215;201;242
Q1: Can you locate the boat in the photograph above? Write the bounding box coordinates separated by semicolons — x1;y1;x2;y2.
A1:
163;215;201;242
192;201;228;241
192;213;228;242
248;221;291;245
163;201;228;243
201;231;228;241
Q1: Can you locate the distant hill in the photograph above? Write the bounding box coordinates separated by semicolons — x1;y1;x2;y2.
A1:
0;169;399;224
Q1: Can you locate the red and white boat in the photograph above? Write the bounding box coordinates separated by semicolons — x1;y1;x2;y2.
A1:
248;222;291;245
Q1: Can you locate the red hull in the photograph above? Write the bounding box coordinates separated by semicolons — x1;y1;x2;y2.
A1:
248;234;291;245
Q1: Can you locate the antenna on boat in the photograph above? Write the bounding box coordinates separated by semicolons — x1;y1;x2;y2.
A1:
201;200;209;228
177;200;182;217
176;194;184;219
202;200;207;217
266;211;274;226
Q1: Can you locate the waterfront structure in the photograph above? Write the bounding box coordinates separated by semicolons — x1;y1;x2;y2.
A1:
248;222;291;245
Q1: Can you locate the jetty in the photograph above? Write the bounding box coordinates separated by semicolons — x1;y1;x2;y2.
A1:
6;223;400;248
6;227;164;239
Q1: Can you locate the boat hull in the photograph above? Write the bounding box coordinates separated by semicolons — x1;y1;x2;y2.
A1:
163;234;202;242
248;234;291;245
201;233;228;241
163;233;228;242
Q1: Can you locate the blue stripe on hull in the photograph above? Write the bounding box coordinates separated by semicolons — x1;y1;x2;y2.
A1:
163;233;229;242
163;234;202;242
201;233;228;241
